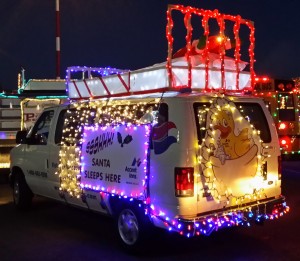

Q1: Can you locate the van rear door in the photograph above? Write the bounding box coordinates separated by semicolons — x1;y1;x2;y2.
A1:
194;97;281;214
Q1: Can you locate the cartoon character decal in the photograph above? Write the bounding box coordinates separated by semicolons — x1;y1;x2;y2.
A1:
200;97;264;200
213;108;254;161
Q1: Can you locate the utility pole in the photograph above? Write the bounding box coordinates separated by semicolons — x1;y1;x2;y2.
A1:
55;0;61;79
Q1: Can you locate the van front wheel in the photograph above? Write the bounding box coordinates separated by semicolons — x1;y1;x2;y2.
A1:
13;173;33;210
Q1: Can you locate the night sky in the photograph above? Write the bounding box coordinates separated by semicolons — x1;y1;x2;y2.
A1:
1;0;300;91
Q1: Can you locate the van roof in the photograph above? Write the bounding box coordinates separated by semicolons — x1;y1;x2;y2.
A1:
65;90;263;108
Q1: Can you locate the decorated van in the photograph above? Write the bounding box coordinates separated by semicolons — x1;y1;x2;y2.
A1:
10;5;288;250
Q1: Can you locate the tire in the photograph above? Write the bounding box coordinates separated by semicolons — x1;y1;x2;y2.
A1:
116;205;152;253
13;172;33;210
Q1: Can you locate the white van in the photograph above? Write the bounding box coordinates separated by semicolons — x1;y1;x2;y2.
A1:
10;90;288;249
9;4;289;251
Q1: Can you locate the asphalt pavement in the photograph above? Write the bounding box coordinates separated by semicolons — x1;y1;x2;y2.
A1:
0;161;299;260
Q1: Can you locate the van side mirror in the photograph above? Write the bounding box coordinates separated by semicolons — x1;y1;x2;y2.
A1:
16;130;28;144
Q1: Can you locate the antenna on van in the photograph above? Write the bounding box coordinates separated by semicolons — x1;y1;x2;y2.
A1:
104;97;111;119
157;91;165;110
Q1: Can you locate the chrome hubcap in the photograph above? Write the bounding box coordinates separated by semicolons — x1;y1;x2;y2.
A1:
13;180;20;204
118;209;139;246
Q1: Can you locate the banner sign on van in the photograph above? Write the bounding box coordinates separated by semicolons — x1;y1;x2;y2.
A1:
80;124;151;198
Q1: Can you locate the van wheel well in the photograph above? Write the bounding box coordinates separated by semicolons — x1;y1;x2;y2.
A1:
11;168;33;210
109;196;152;253
9;167;23;187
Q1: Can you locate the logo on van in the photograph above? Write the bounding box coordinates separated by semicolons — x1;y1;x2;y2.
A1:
124;158;141;180
117;132;133;147
131;157;141;167
151;121;177;154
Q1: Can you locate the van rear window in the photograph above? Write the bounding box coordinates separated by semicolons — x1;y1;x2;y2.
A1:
194;102;271;144
235;103;271;143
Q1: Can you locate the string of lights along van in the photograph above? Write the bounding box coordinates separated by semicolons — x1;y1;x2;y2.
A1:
56;99;159;198
154;201;289;237
166;5;255;91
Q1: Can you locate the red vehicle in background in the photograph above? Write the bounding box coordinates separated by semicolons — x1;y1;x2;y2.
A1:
254;77;300;158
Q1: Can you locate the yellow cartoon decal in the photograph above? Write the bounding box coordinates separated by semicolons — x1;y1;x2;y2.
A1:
200;97;264;201
213;108;253;160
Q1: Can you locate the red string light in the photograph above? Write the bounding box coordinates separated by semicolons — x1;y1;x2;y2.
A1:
166;4;256;91
184;11;193;88
234;15;241;90
201;13;210;91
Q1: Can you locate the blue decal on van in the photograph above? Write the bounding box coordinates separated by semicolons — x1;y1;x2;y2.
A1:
151;122;177;154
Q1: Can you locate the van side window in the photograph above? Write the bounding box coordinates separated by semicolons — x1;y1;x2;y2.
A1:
138;104;158;124
138;103;168;125
95;103;159;125
29;110;54;145
156;103;168;126
62;108;96;146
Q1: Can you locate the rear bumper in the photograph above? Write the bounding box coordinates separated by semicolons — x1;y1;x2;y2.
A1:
155;196;289;237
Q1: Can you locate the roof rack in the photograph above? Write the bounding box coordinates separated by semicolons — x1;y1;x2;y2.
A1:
67;5;256;100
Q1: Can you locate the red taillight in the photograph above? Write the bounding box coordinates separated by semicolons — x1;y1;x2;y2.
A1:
278;122;287;130
280;136;291;148
280;139;287;145
175;167;194;197
278;156;282;180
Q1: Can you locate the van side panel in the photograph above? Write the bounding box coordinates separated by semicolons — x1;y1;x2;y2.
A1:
149;99;198;220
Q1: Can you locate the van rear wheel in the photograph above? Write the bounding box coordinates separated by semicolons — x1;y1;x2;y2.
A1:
116;204;153;253
118;208;140;247
13;173;33;210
